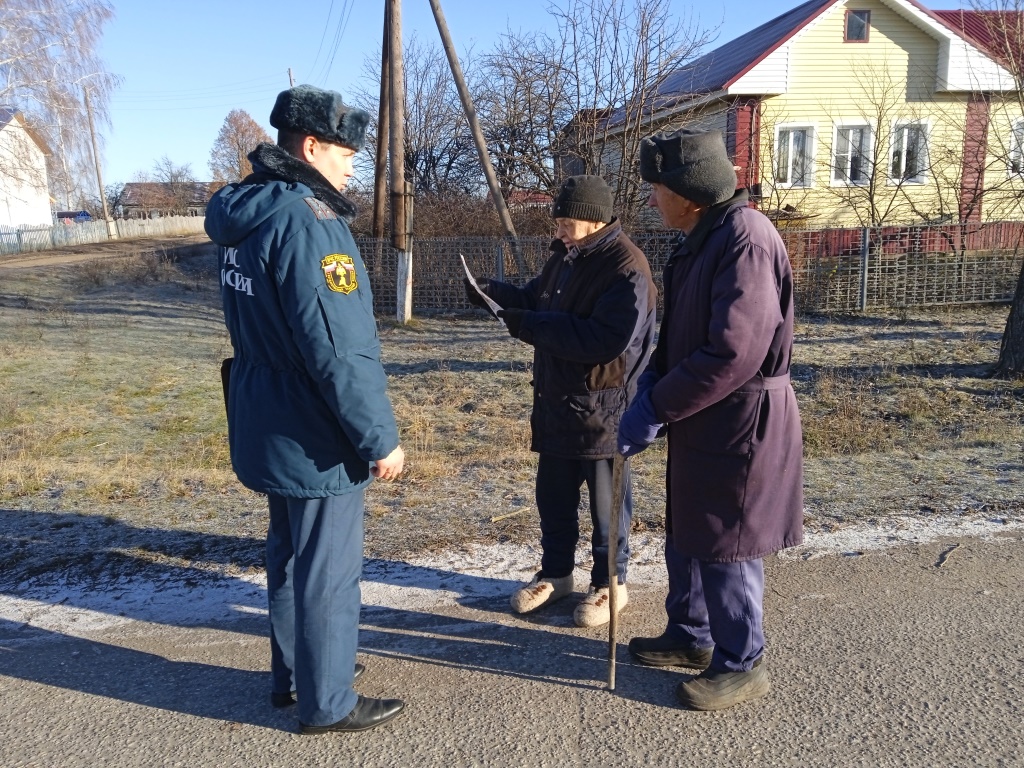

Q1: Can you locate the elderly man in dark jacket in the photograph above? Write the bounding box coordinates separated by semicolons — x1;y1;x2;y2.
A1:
617;129;803;710
466;175;656;628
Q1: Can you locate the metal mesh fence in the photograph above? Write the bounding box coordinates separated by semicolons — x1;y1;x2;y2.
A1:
358;220;1024;315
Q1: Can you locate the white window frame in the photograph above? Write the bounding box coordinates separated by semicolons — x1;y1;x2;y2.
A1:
774;124;815;188
1008;119;1024;177
831;121;874;186
889;120;930;185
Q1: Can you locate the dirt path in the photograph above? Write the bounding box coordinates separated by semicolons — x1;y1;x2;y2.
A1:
0;234;211;270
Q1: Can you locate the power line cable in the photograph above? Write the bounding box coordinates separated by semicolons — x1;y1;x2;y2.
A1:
303;0;336;84
115;73;286;98
311;0;354;86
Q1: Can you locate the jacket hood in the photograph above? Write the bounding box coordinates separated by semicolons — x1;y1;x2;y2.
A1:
204;143;358;246
205;176;308;246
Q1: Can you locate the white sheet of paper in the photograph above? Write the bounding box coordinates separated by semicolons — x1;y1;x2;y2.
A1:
459;254;505;326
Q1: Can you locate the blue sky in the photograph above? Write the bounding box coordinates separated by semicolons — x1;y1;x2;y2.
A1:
98;0;966;186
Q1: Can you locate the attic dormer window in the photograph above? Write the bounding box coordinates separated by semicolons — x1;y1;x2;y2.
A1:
845;10;870;42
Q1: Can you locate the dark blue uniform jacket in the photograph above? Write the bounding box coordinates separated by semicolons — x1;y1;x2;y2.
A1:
205;145;399;498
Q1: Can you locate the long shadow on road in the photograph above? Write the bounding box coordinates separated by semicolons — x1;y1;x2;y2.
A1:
0;507;677;729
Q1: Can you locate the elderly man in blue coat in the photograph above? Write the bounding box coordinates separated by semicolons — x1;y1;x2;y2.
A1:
206;85;405;734
618;129;804;711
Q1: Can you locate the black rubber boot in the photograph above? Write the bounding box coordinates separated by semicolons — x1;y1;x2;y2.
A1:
676;664;770;711
628;631;714;669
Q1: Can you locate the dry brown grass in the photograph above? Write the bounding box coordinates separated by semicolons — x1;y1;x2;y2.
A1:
0;243;1021;582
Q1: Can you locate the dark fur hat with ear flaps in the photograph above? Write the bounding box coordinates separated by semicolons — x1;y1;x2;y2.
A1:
269;85;370;152
639;129;737;207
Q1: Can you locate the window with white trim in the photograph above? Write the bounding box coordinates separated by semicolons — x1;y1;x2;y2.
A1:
890;123;928;183
776;127;813;187
1009;120;1024;175
833;125;871;183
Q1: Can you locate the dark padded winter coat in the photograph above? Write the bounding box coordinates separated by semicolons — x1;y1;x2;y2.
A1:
484;220;657;458
647;192;804;562
205;144;399;498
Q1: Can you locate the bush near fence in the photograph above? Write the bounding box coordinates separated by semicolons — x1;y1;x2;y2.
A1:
358;220;1024;316
0;216;208;256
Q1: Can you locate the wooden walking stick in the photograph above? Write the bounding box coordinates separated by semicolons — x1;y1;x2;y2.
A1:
607;452;627;690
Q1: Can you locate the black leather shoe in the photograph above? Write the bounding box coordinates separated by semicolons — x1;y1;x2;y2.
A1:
270;663;366;708
299;695;405;734
628;632;713;669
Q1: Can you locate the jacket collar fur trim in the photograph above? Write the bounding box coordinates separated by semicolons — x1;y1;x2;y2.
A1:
245;142;358;222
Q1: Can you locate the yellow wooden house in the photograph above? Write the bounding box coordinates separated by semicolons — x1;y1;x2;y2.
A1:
603;0;1024;227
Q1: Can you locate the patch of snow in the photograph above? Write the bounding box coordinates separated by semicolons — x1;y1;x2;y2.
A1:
0;513;1020;639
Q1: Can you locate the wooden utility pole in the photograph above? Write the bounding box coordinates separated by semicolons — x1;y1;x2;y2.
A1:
372;1;391;240
84;87;116;240
288;68;295;87
428;0;521;265
388;0;412;323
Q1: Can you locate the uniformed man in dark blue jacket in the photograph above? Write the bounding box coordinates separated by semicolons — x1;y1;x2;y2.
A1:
206;85;405;734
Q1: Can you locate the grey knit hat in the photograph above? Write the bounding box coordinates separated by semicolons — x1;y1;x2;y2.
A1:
551;175;614;223
270;85;370;152
639;129;737;206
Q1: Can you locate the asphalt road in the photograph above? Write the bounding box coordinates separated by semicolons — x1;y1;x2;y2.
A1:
1;533;1021;768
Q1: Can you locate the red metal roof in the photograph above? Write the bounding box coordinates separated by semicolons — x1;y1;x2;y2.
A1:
933;10;1024;69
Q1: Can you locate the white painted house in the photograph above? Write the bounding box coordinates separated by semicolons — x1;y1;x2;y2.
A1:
0;108;51;227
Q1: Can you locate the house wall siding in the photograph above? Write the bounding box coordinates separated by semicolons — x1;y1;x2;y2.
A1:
0;117;51;228
753;0;980;225
975;102;1024;222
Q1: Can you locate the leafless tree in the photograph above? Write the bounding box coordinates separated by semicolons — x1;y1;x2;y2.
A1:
954;2;1024;376
802;64;944;227
0;0;118;209
544;0;714;224
477;30;574;200
151;156;199;215
356;33;481;197
209;109;272;184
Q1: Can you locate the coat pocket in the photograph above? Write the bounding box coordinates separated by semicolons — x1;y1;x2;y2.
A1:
565;388;627;438
315;285;378;356
680;390;763;456
533;387;625;454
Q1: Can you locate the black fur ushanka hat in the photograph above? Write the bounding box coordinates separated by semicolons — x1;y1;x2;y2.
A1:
269;85;370;152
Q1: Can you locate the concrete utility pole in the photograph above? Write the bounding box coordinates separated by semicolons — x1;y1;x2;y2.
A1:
428;0;522;266
372;1;391;240
388;0;412;323
84;87;116;240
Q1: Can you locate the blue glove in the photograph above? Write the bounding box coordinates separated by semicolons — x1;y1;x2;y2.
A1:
617;390;663;457
634;368;660;400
